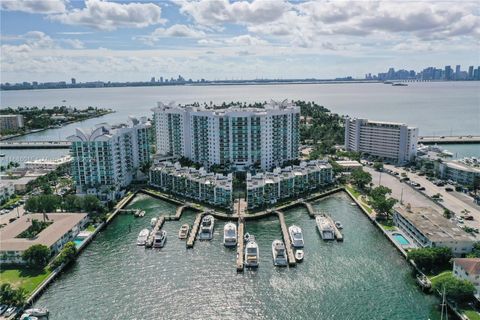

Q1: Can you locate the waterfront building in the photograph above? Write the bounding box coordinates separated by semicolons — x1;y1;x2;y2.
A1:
246;160;333;209
149;161;233;209
453;258;480;296
24;155;72;172
0;213;88;264
393;206;474;256
344;117;418;164
152;100;300;171
0;114;24;133
67;117;150;201
439;158;480;187
0;181;15;204
334;160;363;172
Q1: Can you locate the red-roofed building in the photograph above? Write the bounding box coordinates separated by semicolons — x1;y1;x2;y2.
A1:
453;258;480;296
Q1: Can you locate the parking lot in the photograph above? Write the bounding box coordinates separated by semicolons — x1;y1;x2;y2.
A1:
363;164;480;232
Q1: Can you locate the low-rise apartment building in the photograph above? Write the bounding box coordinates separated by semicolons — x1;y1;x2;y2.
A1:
24;155;73;171
393;206;474;256
149;162;233;209
344;117;418;164
0;213;88;264
246;160;333;209
439;158;480;186
453;258;480;296
0;181;15;203
0;114;24;133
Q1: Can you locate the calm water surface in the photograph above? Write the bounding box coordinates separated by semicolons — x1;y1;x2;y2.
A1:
34;193;440;319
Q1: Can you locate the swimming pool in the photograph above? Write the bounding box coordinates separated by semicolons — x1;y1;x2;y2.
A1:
73;237;85;248
393;233;410;246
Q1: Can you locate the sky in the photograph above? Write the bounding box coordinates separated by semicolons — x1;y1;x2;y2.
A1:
1;0;479;83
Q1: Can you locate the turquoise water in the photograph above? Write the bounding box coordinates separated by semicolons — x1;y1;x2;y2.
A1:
73;238;84;248
33;193;440;319
393;233;410;245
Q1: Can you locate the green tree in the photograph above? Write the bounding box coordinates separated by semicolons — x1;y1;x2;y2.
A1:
433;274;475;303
350;168;372;190
443;209;453;219
373;162;384;171
22;244;51;268
407;247;452;272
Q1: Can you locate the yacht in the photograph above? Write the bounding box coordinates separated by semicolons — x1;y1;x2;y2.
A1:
150;217;158;227
316;216;335;240
199;215;215;240
271;240;287;266
244;238;259;268
23;308;49;317
288;225;304;248
136;228;150;246
335;221;344;229
153;230;167;248
223;222;237;247
178;224;190;239
295;249;304;262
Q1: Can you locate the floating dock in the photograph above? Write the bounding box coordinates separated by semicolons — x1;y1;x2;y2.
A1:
186;212;204;248
275;211;296;267
300;201;316;218
324;213;343;242
236;218;245;272
146;216;165;248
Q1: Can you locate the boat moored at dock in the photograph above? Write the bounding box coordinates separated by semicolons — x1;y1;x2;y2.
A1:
335;221;344;230
271;240;287;267
288;225;304;248
199;215;215;240
245;237;259;268
150;217;157;227
316;216;335;240
153;230;167;248
136;228;150;246
178;224;190;239
22;308;49;317
223;222;237;247
295;250;304;262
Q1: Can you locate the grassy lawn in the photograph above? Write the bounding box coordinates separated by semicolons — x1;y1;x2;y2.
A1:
429;270;452;285
378;221;396;231
0;195;22;210
86;224;96;232
0;267;52;295
345;185;360;198
464;310;480;320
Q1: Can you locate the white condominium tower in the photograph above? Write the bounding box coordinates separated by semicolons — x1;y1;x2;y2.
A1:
68;117;150;200
152;101;300;170
344;117;418;164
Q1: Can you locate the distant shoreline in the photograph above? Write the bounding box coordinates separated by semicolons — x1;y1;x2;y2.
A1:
3;79;477;92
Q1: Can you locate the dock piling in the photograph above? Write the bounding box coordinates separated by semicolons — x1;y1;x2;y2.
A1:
276;211;296;267
186;212;204;248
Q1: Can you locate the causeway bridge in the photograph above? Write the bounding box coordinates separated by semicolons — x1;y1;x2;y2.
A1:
419;135;480;144
0;141;71;149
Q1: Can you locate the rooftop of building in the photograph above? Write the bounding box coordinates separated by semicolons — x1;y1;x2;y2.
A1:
335;160;363;167
347;117;417;129
0;213;88;252
445;158;480;173
454;258;480;275
24;155;72;166
153;100;299;115
395;206;473;243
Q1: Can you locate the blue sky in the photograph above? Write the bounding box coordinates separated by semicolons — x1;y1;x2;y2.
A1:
1;0;479;83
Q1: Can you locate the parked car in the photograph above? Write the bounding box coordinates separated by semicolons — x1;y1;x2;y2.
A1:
463;215;474;221
445;187;454;192
418;172;425;176
418;187;426;191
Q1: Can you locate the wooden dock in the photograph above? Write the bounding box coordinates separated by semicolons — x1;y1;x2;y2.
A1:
275;211;296;267
146;216;165;248
300;201;316;218
236;218;245;272
186;212;204;248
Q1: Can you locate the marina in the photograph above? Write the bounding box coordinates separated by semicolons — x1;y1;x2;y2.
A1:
32;193;441;319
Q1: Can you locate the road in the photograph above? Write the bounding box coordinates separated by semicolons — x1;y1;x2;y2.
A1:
0;204;26;225
363;165;480;231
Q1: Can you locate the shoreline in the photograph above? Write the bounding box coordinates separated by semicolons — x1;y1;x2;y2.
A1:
0;110;114;141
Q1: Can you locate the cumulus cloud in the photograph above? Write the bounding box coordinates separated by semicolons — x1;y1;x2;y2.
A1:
175;0;291;26
49;0;166;31
226;35;268;46
62;39;85;49
138;24;205;45
1;0;66;14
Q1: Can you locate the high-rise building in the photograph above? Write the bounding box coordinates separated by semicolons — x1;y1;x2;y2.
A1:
445;65;453;80
0;114;24;133
344;117;418;164
67;117;150;200
455;65;461;80
71;78;76;85
476;67;480;80
468;66;474;80
152;101;300;170
150;77;155;83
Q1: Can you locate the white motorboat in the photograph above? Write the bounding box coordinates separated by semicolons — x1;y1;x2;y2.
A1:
288;225;304;248
244;232;251;243
316;216;335;240
150;217;158;227
244;238;259;268
223;222;237;247
199;215;215;240
20;315;39;320
153;230;167;248
335;221;344;229
295;249;304;262
178;224;190;239
23;308;49;317
271;240;287;267
136;228;150;246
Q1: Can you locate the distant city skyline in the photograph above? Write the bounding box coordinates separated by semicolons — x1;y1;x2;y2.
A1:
1;0;479;83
